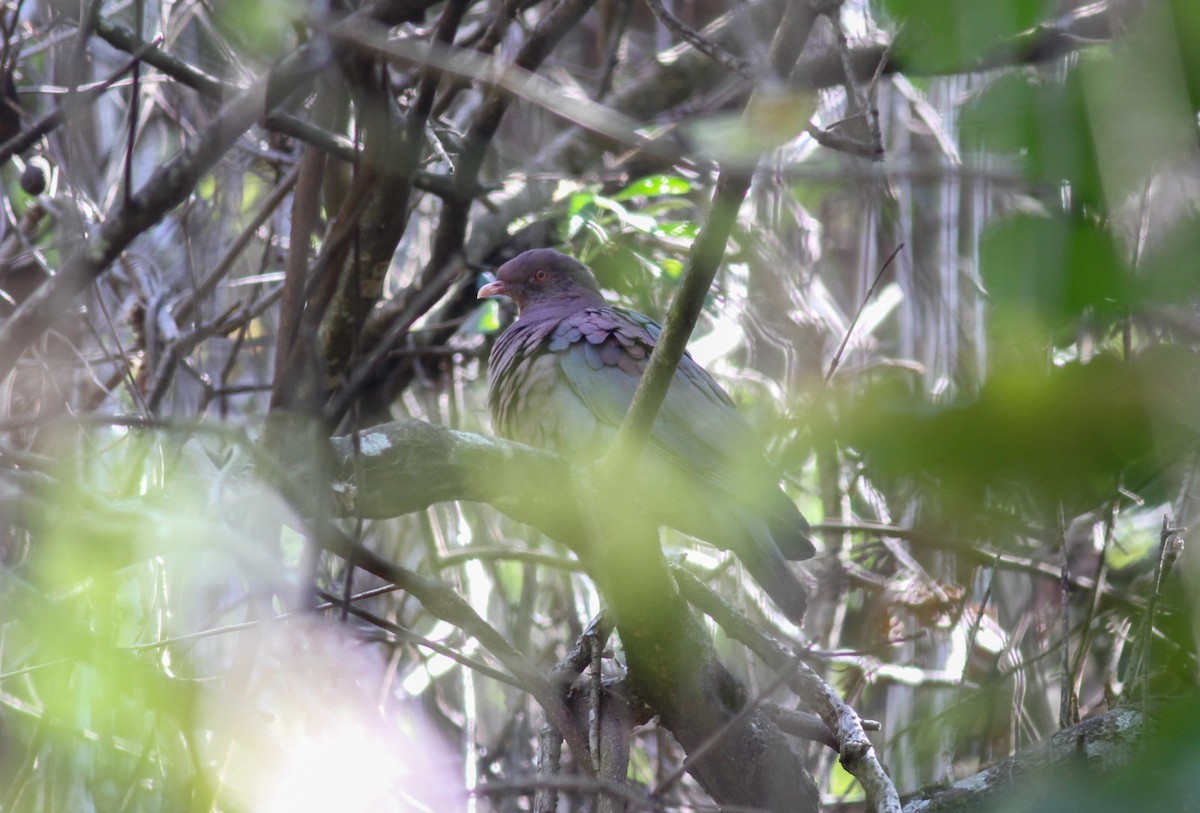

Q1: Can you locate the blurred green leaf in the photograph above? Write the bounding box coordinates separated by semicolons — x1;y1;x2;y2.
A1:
1165;0;1200;112
211;0;300;58
566;191;596;218
960;71;1104;209
612;175;691;201
841;348;1200;516
242;172;270;213
1138;214;1200;305
790;181;836;215
1106;510;1164;570
494;559;525;603
689;91;817;166
587;243;658;302
197;173;217;203
564;191;596;241
1079;7;1199;202
655;221;700;240
828;760;865;802
471;298;501;334
961;5;1199;211
981;212;1131;326
884;0;1053;73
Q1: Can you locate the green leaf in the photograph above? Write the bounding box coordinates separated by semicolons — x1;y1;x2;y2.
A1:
611;175;691;201
197;174;217;202
960;71;1104;210
211;0;300;58
566;190;596;217
655;221;699;239
494;560;525;603
642;198;695;218
590;195;657;233
1079;7;1200;198
586;244;658;307
981;212;1131;326
1166;0;1200;111
1108;512;1164;570
839;348;1200;517
242;173;269;213
884;0;1054;73
660;258;684;280
828;760;864;802
472;298;501;334
1138;214;1200;305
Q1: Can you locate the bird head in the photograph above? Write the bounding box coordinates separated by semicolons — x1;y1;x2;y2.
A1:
477;249;604;314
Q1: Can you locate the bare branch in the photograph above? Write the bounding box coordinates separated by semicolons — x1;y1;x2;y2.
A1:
644;0;753;78
606;0;820;471
0;0;421;381
903;707;1143;813
311;515;597;774
672;565;901;813
328;419;819;812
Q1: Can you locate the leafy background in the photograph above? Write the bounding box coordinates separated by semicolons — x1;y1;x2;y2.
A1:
0;0;1198;810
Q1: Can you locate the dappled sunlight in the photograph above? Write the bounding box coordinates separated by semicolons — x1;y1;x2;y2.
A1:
3;0;1200;810
205;620;465;813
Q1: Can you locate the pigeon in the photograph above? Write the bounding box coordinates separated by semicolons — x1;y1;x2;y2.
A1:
478;248;814;620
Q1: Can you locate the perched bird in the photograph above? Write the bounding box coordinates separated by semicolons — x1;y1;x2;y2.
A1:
478;249;814;620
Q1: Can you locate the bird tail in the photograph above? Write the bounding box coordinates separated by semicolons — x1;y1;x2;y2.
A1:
734;523;809;622
766;490;816;561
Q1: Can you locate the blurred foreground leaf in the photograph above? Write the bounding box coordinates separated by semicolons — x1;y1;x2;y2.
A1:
840;348;1200;519
884;0;1054;73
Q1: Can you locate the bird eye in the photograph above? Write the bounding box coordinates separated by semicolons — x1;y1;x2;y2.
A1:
534;269;548;282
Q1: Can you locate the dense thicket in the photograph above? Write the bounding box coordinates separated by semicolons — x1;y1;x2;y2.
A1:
1;1;1198;811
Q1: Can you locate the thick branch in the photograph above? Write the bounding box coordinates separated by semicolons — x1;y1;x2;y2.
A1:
673;565;901;813
903;706;1143;813
329;419;819;812
314;0;471;389
329;419;583;539
606;0;819;468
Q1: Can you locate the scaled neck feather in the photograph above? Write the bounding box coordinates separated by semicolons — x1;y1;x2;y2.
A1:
515;289;606;325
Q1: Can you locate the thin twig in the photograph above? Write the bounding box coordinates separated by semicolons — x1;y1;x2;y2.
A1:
313;526;598;774
539;616;614;813
1135;515;1184;709
0;0;385;378
332;8;669;168
1058;501;1077;727
475;775;649;809
1069;500;1116;686
434;546;585;571
175;163;301;324
313;588;523;690
593;0;632;101
0;36;161;166
823;242;904;385
960;553;999;686
322;260;464;424
644;0;752;78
